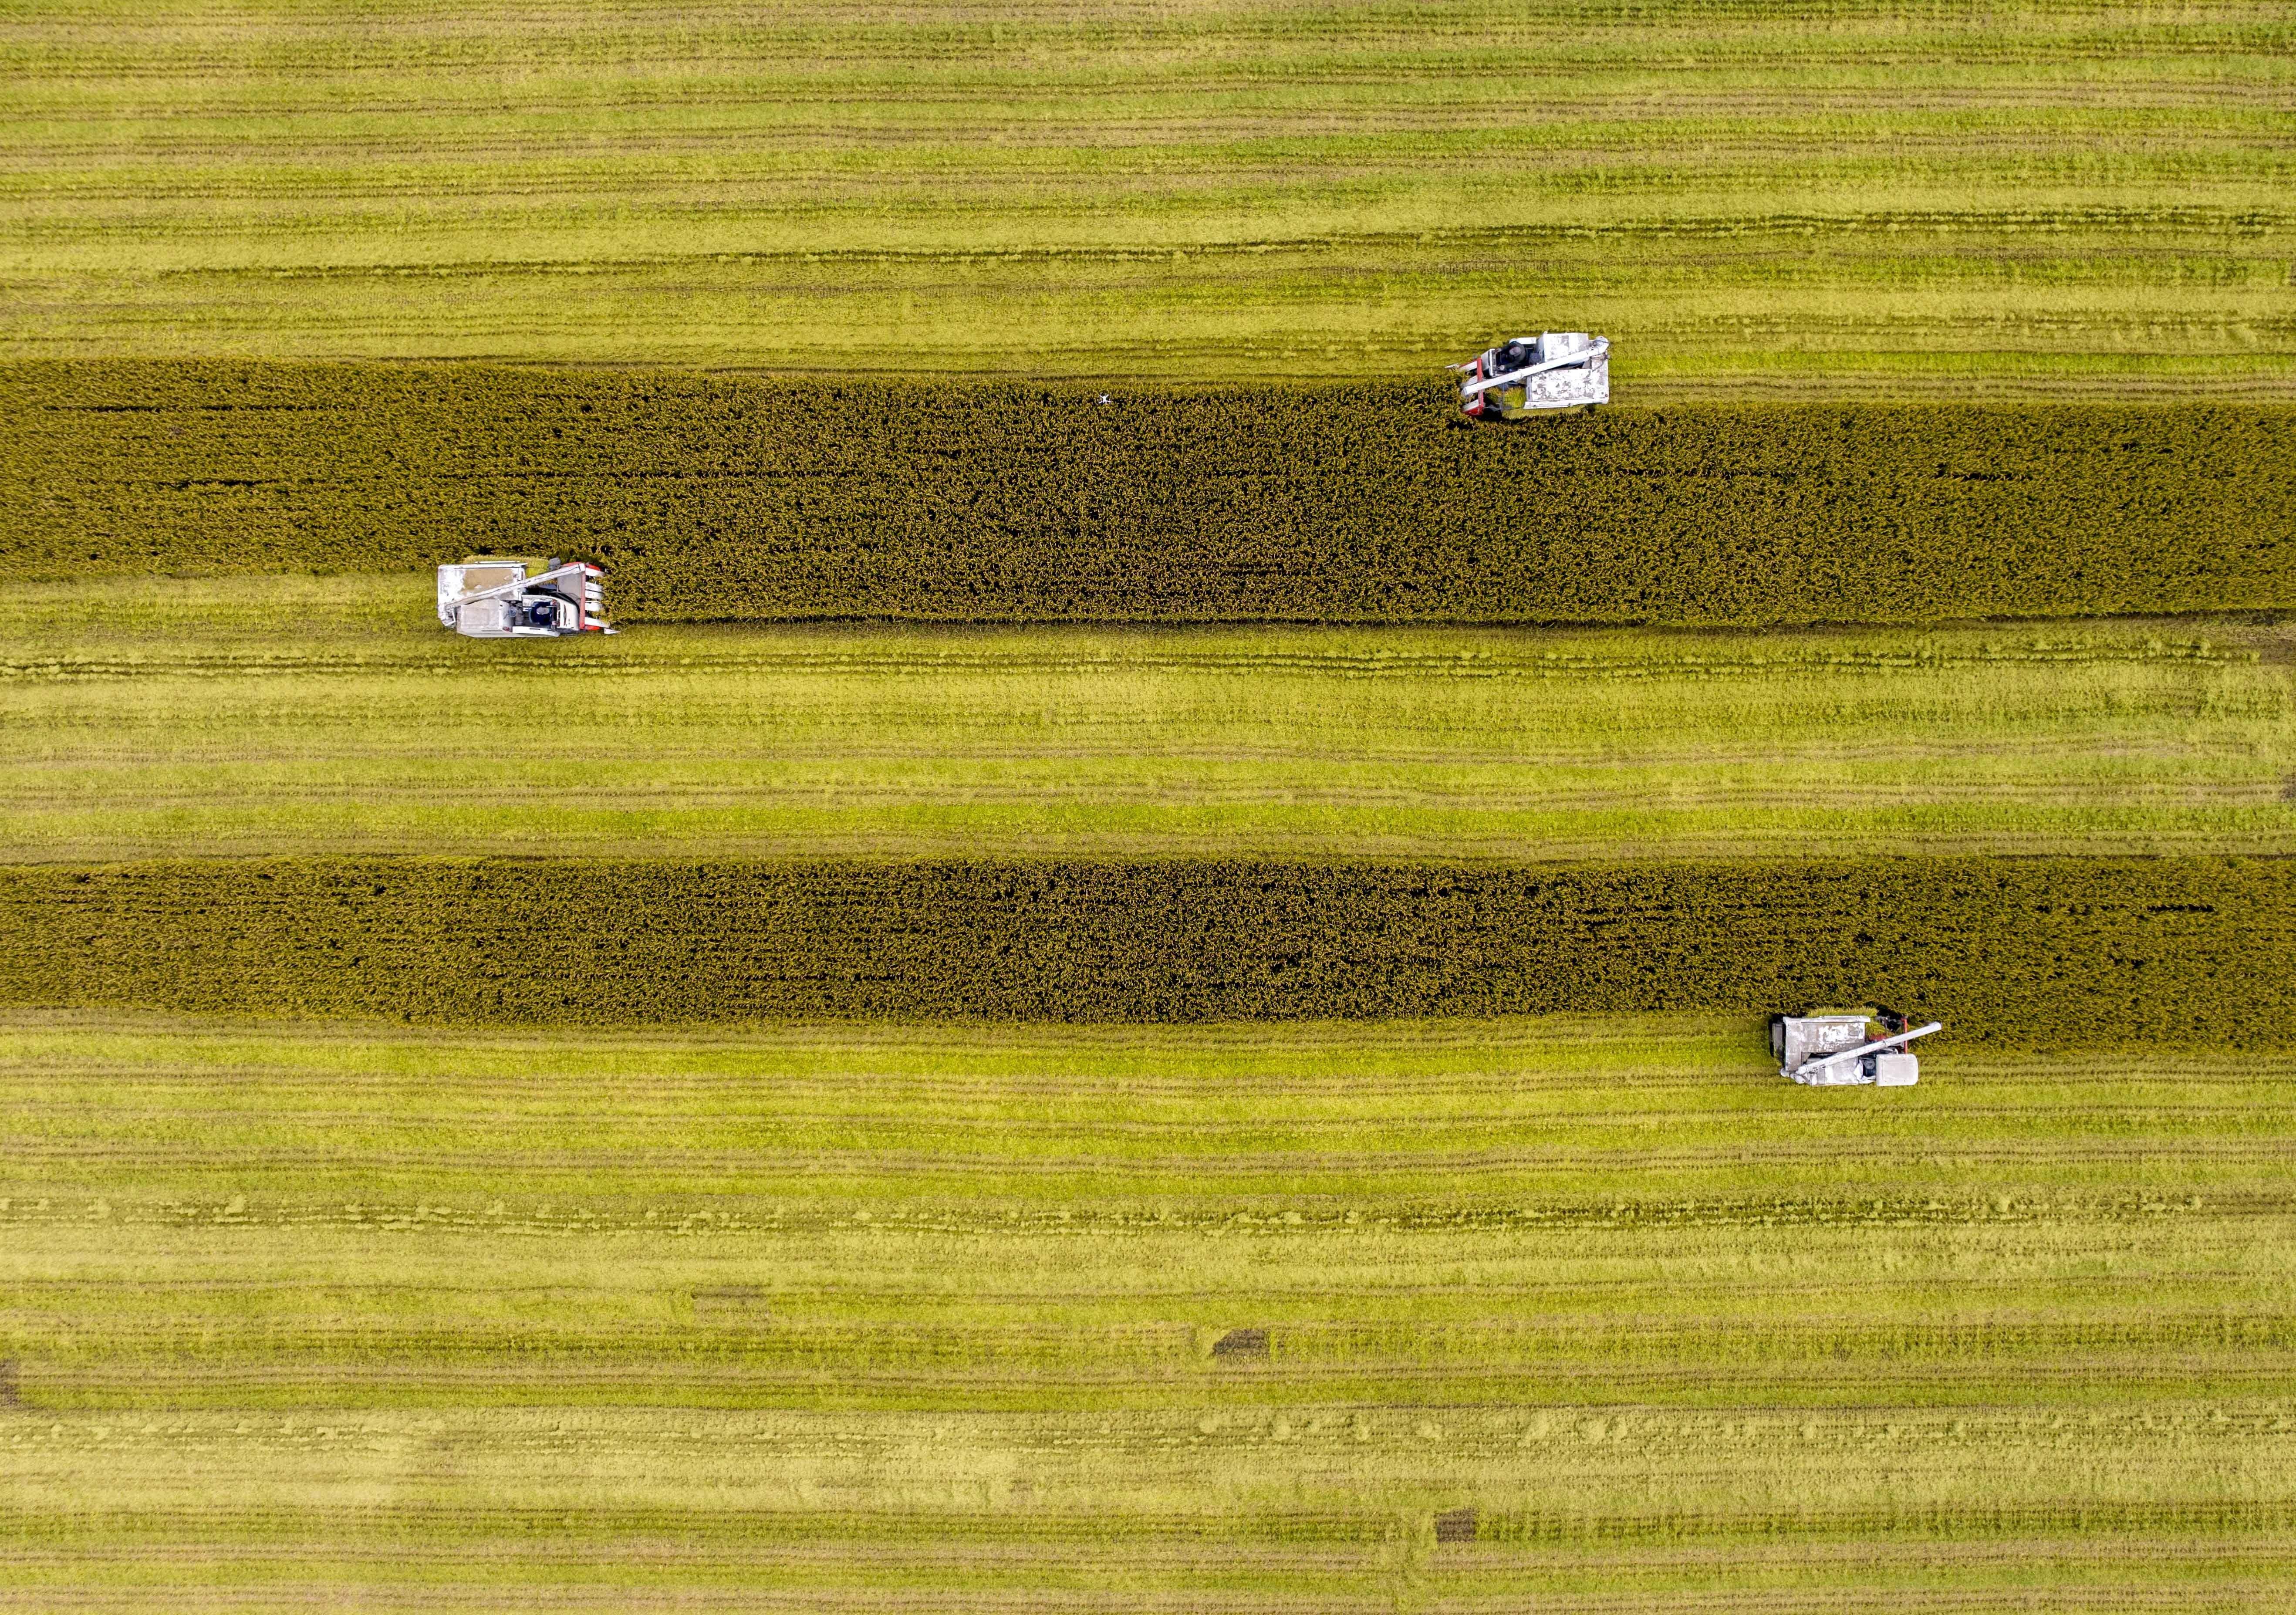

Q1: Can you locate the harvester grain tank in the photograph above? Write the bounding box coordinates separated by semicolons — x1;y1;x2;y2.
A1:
1451;332;1610;418
1772;1009;1942;1087
436;556;611;638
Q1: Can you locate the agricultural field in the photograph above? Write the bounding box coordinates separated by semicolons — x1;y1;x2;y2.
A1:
7;1014;2296;1612
14;851;2295;1036
4;0;2293;1606
1;2;2292;392
4;576;2291;865
9;366;2292;623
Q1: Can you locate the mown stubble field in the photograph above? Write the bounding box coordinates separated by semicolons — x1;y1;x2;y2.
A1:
6;1015;2296;1610
3;576;2289;863
1;1;2289;391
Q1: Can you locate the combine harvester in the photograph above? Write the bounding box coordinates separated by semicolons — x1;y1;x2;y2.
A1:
1772;1009;1943;1088
436;556;612;638
1451;331;1610;419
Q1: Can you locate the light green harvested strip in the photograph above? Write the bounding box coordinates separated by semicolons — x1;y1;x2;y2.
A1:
0;1;2291;388
1;576;2286;862
2;1015;2294;1604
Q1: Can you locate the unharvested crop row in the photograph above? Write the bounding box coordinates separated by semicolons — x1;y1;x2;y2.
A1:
5;363;2289;624
2;856;2286;1040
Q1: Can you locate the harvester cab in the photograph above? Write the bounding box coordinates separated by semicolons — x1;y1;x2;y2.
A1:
1771;1008;1942;1087
1452;331;1610;418
436;556;612;639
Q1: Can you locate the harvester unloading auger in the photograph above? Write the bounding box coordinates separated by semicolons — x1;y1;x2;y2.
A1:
1451;332;1609;418
1772;1009;1943;1087
436;556;611;638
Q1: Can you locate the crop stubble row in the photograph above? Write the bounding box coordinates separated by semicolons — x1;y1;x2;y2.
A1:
5;363;2290;624
8;579;2286;865
1;856;2287;1040
5;1017;2295;1606
4;0;2290;388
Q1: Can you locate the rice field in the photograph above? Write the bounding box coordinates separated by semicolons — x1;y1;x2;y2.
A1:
8;575;2292;1604
2;1;2291;392
5;1013;2295;1611
3;575;2290;864
5;1;2292;1603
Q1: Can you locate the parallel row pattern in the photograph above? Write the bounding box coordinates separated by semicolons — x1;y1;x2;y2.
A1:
6;579;2289;863
1;855;2289;1040
1;1;2291;386
3;1019;2294;1608
6;365;2292;623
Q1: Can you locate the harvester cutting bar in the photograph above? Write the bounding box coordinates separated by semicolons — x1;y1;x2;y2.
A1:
1794;1021;1942;1083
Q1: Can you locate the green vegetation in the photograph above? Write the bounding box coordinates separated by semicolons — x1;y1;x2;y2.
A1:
4;577;2290;864
5;577;2287;1039
5;853;2289;1039
5;1015;2294;1608
2;3;2291;392
6;3;2291;1601
8;365;2293;623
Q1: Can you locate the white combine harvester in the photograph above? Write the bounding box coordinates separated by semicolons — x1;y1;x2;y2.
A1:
1451;332;1610;419
436;555;612;639
1772;1009;1942;1088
